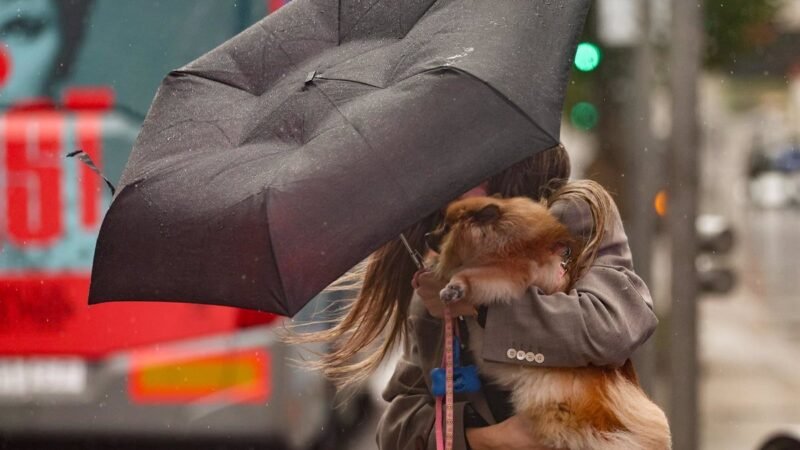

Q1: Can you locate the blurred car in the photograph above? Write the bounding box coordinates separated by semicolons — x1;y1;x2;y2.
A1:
747;143;800;208
0;1;369;448
0;73;363;450
758;426;800;450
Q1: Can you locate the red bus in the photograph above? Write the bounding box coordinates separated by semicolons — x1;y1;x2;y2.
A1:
0;1;364;448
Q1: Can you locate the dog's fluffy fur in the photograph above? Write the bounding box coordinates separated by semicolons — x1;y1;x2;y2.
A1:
428;196;671;450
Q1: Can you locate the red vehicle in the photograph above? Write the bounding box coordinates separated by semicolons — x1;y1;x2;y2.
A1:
0;1;365;448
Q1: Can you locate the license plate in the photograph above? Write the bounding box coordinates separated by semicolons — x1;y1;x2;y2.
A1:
0;358;87;398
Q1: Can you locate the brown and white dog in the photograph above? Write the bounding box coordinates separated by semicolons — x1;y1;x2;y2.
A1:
426;196;671;450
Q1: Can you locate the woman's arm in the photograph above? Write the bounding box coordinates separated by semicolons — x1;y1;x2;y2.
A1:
378;301;558;450
480;265;657;367
480;197;658;367
467;416;561;450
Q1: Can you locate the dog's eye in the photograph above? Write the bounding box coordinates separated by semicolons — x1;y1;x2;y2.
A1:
473;204;501;224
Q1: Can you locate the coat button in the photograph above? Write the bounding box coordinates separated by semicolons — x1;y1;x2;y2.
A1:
506;348;517;359
534;353;545;364
516;350;526;360
525;352;536;362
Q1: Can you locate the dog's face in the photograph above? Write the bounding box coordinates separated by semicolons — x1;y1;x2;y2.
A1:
428;196;572;270
425;197;501;254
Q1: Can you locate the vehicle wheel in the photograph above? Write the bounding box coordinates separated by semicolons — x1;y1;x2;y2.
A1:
760;435;800;450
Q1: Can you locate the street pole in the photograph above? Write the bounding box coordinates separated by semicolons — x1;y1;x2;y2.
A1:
625;0;657;397
669;0;702;448
596;0;658;396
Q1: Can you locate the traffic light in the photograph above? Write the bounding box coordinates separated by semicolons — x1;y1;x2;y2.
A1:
574;42;602;72
570;101;599;131
568;41;602;132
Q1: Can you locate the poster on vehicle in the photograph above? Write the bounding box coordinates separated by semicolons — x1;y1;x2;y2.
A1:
0;0;274;356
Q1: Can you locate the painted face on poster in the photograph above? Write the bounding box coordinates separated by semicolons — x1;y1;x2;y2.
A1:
0;0;61;102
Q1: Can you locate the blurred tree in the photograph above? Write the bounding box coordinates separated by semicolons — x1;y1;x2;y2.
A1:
704;0;780;67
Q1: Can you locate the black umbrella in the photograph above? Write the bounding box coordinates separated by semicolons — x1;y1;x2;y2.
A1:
89;0;590;316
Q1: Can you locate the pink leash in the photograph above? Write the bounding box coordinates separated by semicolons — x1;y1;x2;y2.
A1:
435;306;455;450
399;235;456;450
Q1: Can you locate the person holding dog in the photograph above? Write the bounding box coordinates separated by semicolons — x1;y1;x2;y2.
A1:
293;144;659;450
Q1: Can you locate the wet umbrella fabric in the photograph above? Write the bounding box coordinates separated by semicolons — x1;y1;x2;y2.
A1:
89;0;591;316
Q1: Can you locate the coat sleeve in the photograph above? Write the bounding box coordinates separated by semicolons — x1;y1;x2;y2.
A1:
480;197;658;368
377;312;473;450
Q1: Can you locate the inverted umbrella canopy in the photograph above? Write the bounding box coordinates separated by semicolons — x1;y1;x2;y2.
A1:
89;0;591;316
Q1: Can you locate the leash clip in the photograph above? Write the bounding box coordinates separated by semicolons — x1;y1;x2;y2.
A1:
399;233;426;270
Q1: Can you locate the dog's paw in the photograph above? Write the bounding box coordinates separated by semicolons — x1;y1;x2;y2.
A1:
440;282;466;304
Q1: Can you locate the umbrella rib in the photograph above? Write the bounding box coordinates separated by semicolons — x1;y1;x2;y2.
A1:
417;66;559;144
148;117;237;154
313;76;382;89
172;69;252;94
339;0;438;43
310;84;415;203
262;191;291;316
338;0;383;42
256;23;338;71
257;21;299;72
385;1;446;80
399;0;439;39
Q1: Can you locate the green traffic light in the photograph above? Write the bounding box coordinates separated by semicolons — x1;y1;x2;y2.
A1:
574;42;602;72
570;102;599;131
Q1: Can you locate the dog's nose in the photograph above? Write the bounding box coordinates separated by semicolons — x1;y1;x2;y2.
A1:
424;232;441;253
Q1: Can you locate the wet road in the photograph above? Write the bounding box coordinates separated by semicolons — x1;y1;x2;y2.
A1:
700;209;800;450
698;99;800;450
741;208;800;336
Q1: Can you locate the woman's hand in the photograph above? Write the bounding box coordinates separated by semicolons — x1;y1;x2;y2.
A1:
466;416;560;450
412;269;477;319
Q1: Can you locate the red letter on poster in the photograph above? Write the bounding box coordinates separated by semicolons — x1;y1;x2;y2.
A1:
5;112;64;245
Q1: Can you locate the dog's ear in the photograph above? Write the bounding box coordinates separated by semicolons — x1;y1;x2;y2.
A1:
473;204;501;224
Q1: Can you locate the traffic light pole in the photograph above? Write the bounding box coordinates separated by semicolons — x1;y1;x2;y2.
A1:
624;0;657;397
668;0;702;447
594;0;658;396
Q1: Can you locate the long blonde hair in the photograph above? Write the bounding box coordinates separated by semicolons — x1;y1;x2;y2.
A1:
288;144;613;389
544;179;616;285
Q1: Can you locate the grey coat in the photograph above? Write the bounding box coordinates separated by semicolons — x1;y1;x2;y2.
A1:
376;197;659;450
